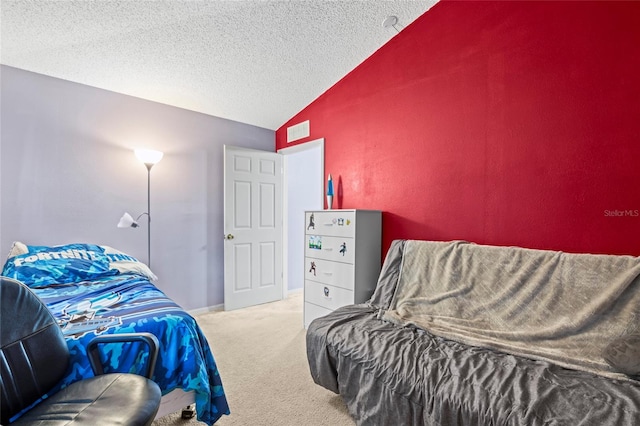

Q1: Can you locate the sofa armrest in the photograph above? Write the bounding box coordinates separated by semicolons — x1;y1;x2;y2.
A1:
87;332;159;379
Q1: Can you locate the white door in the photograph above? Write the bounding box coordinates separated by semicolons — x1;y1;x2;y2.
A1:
223;145;283;311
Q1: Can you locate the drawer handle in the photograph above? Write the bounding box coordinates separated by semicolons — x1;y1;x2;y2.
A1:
323;223;333;227
322;272;333;276
325;248;333;251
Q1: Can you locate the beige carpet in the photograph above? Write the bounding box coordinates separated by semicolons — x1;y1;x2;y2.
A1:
152;292;354;426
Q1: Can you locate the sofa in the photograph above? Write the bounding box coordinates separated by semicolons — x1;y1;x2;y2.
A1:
306;240;640;425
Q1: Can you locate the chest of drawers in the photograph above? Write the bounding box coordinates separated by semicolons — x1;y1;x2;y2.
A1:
304;210;382;328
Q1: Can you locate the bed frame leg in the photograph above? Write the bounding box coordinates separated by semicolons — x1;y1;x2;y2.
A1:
181;405;195;419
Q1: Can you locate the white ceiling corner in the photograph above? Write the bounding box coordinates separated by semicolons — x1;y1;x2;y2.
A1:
0;0;438;131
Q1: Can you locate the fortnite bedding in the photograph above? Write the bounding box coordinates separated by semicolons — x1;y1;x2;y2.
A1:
1;243;229;425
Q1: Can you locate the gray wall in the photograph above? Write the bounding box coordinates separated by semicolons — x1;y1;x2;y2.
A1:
0;65;275;311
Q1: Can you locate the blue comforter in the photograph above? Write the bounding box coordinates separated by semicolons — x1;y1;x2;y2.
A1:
2;243;229;424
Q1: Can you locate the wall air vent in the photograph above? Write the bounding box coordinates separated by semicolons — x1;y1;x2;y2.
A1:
287;120;310;143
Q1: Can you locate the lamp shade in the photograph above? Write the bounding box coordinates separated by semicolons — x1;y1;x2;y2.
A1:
134;149;164;165
117;212;139;228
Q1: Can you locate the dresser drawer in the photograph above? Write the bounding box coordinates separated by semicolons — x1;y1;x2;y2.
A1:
305;235;355;264
304;257;354;290
305;211;355;237
304;281;354;311
304;302;333;329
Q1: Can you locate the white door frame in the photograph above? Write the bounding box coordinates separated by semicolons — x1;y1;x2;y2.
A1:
278;138;325;299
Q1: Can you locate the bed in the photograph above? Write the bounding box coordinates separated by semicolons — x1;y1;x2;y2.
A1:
1;242;230;425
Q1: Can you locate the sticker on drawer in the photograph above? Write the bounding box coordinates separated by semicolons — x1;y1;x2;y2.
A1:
339;241;347;257
307;213;316;231
323;217;352;230
308;236;322;250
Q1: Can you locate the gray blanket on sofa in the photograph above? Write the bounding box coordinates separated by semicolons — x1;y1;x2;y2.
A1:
382;240;640;380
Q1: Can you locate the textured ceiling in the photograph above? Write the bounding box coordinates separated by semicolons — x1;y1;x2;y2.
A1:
1;0;437;130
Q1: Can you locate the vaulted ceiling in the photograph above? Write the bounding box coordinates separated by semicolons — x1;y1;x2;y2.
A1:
1;0;437;130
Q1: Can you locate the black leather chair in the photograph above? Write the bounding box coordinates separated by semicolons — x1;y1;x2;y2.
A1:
0;277;162;425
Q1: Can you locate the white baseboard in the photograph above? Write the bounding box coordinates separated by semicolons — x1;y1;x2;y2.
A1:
188;303;223;316
188;289;302;316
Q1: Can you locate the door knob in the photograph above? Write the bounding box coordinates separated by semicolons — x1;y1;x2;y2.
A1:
224;234;235;240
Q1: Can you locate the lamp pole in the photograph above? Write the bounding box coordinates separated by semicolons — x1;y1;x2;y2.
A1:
145;163;153;268
132;148;163;268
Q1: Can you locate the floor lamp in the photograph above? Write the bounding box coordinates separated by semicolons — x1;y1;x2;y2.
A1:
117;149;163;268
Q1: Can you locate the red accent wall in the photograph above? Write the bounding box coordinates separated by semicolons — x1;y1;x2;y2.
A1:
276;0;640;257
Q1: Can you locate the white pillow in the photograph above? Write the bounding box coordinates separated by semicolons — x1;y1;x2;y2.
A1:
6;241;28;259
101;245;158;281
